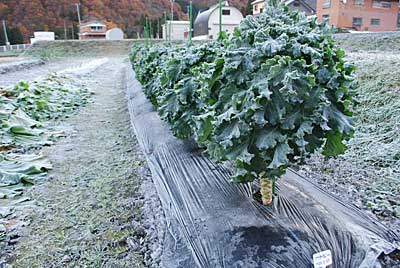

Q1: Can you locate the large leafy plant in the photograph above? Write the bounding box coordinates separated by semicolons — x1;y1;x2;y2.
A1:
130;1;355;202
0;75;90;149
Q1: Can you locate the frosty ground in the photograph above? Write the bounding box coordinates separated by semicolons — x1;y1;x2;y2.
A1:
0;58;165;268
0;40;399;267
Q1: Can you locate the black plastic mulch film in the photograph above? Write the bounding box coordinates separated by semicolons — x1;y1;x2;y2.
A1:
125;67;399;268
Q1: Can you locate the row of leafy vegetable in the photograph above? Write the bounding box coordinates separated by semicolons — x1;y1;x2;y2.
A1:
130;2;356;204
301;52;400;219
0;75;90;190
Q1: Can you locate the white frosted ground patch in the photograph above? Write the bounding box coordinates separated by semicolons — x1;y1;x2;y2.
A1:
58;58;109;76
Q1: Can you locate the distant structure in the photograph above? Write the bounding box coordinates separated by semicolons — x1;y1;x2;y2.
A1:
252;0;316;16
316;0;398;31
193;1;243;40
106;28;124;40
30;32;55;44
79;20;107;40
162;21;190;40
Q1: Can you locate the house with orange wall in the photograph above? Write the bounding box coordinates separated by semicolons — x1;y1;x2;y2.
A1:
79;20;107;40
316;0;398;31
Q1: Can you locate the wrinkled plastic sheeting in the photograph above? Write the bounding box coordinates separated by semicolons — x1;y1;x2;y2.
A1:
125;67;399;268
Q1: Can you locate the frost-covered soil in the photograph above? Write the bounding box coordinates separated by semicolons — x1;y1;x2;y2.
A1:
0;58;45;75
0;49;399;267
0;57;24;64
299;52;400;237
335;32;400;52
0;58;165;268
0;58;94;87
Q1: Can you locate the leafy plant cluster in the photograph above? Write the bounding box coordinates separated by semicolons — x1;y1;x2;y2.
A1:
0;74;90;149
0;74;90;188
130;2;356;183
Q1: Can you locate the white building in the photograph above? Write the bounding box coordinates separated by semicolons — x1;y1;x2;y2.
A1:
30;32;55;44
162;21;190;40
106;28;124;40
193;1;243;40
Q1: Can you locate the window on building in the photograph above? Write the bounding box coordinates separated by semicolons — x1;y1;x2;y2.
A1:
254;4;258;11
352;17;363;27
90;26;103;31
260;8;264;13
382;1;392;7
323;0;331;8
322;14;330;24
222;9;231;15
371;18;381;25
354;0;364;6
372;0;392;8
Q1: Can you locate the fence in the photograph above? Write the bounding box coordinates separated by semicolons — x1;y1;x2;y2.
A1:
0;44;31;52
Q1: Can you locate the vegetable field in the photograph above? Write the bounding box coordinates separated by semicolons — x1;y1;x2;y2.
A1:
128;2;400;267
0;2;399;268
131;2;356;204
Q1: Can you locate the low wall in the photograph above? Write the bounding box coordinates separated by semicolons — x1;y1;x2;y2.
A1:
23;39;173;57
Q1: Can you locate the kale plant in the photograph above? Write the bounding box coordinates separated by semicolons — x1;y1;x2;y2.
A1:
130;1;356;203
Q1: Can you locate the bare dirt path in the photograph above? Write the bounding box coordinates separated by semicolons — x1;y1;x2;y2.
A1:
1;58;162;268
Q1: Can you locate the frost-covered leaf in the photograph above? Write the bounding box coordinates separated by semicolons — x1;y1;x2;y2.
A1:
255;128;285;150
130;0;355;183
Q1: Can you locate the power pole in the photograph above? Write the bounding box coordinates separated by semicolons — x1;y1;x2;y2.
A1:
63;18;67;40
157;18;160;39
170;0;174;44
75;3;82;25
2;20;10;47
219;0;222;37
145;17;149;48
189;0;193;44
164;11;168;42
149;19;152;40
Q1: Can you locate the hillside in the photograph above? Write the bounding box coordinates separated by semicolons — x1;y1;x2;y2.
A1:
0;0;250;43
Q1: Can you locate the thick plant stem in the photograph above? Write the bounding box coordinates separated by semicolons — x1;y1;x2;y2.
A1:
260;178;273;205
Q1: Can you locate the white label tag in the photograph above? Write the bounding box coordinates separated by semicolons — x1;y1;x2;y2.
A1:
313;250;332;268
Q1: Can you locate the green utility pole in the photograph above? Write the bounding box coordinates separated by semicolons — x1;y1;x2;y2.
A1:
149;19;152;39
170;0;174;44
189;0;193;44
164;11;168;43
149;19;153;47
157;18;160;39
219;0;222;37
145;17;149;48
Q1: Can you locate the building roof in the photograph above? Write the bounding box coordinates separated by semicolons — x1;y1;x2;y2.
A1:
251;0;265;4
286;0;316;13
80;20;106;27
296;0;316;12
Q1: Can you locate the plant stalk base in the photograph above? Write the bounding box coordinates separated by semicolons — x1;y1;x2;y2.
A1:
260;178;273;206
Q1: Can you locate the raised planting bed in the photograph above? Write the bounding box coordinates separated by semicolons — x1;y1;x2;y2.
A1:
127;2;400;267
